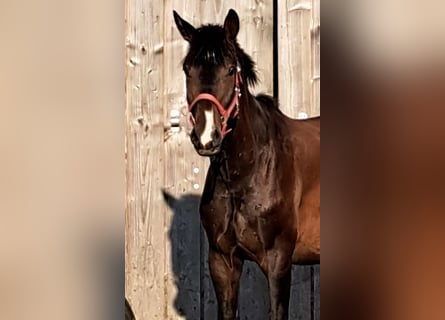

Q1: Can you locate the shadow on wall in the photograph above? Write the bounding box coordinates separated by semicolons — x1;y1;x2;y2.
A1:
125;298;135;320
162;190;205;319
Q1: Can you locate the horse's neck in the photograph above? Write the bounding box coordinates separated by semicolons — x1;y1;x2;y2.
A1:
222;91;268;176
236;90;268;145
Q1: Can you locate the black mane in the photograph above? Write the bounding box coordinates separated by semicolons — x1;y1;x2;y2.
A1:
184;24;259;87
255;94;279;110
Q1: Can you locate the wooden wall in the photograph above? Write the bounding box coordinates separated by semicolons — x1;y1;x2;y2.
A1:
278;0;320;118
125;0;320;319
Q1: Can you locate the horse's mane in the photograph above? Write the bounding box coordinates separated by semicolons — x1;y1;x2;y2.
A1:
184;24;259;87
255;94;279;110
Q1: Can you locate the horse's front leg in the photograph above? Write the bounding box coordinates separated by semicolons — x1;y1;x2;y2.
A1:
209;248;243;320
266;249;292;320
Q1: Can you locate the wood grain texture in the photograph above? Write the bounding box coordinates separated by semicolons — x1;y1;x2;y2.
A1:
313;265;320;320
125;0;167;319
278;0;320;118
290;266;312;320
311;0;320;116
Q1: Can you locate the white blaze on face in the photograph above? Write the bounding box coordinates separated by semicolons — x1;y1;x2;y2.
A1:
200;109;215;146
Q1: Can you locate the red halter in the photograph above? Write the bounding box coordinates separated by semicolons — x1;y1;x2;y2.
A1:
188;67;242;137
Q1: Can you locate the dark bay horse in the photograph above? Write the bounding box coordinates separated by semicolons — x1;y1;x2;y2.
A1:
173;9;320;320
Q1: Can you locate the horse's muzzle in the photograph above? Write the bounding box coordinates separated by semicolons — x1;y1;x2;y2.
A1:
190;129;222;157
197;146;221;156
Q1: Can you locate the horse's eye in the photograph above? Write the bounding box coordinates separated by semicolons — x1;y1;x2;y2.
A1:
228;66;236;76
183;65;191;78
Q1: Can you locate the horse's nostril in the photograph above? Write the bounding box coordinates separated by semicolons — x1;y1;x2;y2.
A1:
212;129;221;142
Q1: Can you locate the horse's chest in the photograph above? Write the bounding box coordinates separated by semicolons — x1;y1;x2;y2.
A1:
231;197;279;257
232;211;264;256
201;177;286;258
201;202;266;254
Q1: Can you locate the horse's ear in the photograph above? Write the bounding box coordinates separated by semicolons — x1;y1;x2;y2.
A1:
224;9;239;40
173;10;196;42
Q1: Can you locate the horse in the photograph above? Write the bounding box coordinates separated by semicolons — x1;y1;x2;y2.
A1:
173;9;320;320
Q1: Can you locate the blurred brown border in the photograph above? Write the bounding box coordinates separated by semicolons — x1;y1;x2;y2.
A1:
322;1;445;319
0;1;125;319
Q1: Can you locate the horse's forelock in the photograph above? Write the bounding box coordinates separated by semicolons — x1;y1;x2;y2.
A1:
184;25;228;66
184;24;259;87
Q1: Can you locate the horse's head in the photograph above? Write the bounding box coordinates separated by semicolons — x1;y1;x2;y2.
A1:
173;9;246;156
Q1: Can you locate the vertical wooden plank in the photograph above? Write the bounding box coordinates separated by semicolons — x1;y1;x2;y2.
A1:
289;265;312;320
198;0;274;95
311;3;320;317
278;0;313;118
234;0;274;96
125;0;167;319
200;227;218;320
311;0;320;116
312;265;320;320
238;261;270;320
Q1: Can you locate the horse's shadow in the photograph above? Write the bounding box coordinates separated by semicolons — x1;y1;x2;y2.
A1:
162;190;207;319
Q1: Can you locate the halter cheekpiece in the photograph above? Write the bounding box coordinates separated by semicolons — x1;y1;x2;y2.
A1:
188;66;242;137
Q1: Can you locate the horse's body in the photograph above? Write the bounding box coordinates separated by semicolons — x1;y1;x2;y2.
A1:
174;9;319;320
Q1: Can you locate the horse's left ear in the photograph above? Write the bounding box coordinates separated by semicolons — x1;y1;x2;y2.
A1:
224;9;239;40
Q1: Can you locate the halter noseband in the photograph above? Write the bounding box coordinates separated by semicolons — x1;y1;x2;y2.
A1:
188;66;242;137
